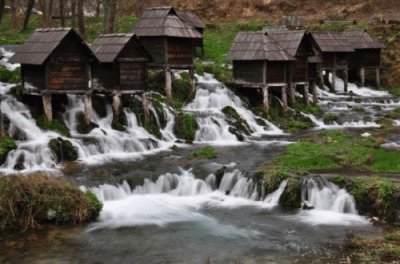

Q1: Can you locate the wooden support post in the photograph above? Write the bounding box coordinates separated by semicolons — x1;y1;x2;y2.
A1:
343;69;349;93
319;70;324;88
331;70;336;93
303;83;310;107
262;85;269;114
289;83;296;105
112;91;121;117
189;68;196;97
42;93;53;123
360;68;365;87
311;80;318;104
141;92;150;121
83;93;92;126
376;68;381;88
165;67;172;100
282;85;288;112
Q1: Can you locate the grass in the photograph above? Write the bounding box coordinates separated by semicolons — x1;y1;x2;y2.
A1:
174;112;198;143
0;136;17;164
188;146;218;159
36;115;70;137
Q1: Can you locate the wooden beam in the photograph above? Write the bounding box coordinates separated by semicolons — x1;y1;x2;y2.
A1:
360;67;365;87
42;93;53;123
311;80;318;104
83;93;92;126
112;91;121;117
189;68;196;98
289;83;296;105
142;92;150;122
262;85;269;114
303;83;310;107
282;85;288;112
319;70;324;88
165;67;172;100
343;69;348;93
376;68;381;88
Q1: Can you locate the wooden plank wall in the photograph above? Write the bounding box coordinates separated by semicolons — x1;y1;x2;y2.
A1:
22;65;46;90
141;37;166;65
119;61;146;90
233;61;264;84
267;62;287;83
167;37;194;65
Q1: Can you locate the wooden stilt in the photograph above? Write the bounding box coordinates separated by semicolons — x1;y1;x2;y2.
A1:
360;68;365;87
376;68;381;88
282;85;288;112
112;91;121;117
42;93;53;123
189;68;196;97
303;83;310;107
83;93;92;126
344;69;349;93
289;83;296;105
165;67;172;100
311;80;318;104
141;92;150;121
262;85;269;114
331;70;336;93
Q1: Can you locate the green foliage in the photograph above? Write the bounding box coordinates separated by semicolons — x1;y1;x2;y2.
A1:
311;21;368;32
0;136;17;164
36;115;70;137
387;107;400;120
48;138;79;162
323;113;339;124
330;175;347;188
283;119;312;134
111;112;128;132
0;174;102;234
188;146;218;159
173;72;192;104
0;66;20;84
174;112;198;143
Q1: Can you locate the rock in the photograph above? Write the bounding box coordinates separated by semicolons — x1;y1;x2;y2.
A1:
174;112;198;143
222;106;252;140
302;204;314;210
361;132;372;138
215;166;227;189
48;138;78;163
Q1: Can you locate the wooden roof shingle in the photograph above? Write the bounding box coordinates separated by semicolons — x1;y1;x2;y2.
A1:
228;31;295;61
309;32;354;53
91;33;150;63
9;28;93;65
133;6;202;39
263;27;305;57
177;11;205;29
343;30;385;50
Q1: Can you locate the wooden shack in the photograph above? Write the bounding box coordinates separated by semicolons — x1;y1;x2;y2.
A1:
228;31;295;112
308;32;354;92
264;26;317;105
280;16;306;30
177;11;206;56
9;28;96;124
91;33;151;117
343;30;385;88
133;6;202;100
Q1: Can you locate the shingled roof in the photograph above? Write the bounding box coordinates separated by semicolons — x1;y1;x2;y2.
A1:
177;11;205;29
9;28;92;65
309;32;354;53
91;33;150;63
228;31;295;61
343;30;385;50
133;6;202;39
263;27;306;57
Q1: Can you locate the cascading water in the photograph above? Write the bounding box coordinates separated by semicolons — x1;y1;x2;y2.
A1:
184;74;283;143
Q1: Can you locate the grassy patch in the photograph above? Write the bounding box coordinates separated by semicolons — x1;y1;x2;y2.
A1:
36;115;70;137
0;174;102;234
174;112;198;143
0;66;20;84
323;113;339;124
188;146;218;159
0;136;17;164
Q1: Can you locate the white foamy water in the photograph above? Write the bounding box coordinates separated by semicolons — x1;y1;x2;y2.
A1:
329;73;390;97
302;112;380;129
0;47;20;71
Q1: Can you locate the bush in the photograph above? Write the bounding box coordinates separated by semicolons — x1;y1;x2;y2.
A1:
0;136;17;164
174;112;198;143
0;174;102;234
188;146;218;159
0;66;20;84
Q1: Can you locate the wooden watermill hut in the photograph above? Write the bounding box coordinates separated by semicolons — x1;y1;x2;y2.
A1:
90;33;151;117
228;31;295;113
343;29;385;88
177;11;206;56
264;26;317;105
9;28;96;125
132;6;203;100
308;32;354;92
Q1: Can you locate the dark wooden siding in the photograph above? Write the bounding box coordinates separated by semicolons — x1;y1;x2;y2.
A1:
293;56;307;82
22;65;45;91
119;61;147;90
321;53;335;68
92;63;115;90
48;37;89;91
233;60;264;84
307;63;318;80
348;49;381;68
167;37;194;65
140;37;166;65
267;61;287;83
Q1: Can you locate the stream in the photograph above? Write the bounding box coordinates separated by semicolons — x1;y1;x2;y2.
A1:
0;49;399;263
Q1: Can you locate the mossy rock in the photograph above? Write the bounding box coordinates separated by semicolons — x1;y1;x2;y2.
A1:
111;111;128;132
0;136;16;165
0;174;102;234
75;112;99;134
92;95;109;118
188;146;218;159
222;106;252;140
174;112;198;143
279;177;302;209
48;137;78;163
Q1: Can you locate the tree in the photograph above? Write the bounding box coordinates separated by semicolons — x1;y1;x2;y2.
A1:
70;0;76;28
0;0;5;24
10;0;17;28
105;0;117;33
59;0;65;27
77;0;85;38
22;0;35;31
47;0;54;27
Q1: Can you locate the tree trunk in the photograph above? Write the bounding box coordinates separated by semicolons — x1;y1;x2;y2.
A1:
105;0;117;33
10;0;17;28
95;0;101;19
77;0;85;39
0;0;5;24
47;0;54;27
22;0;35;31
71;0;76;28
103;0;110;33
59;0;65;27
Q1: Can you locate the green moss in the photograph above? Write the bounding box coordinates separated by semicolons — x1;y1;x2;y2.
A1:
323;113;339;124
111;112;128;132
0;174;102;234
36;115;70;137
174;112;198;143
173;72;192;104
188;146;218;159
0;66;20;84
222;106;251;139
0;136;17;164
48;138;79;163
280;176;302;209
330;175;347;188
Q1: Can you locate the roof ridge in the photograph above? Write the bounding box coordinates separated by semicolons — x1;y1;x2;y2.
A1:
35;27;72;32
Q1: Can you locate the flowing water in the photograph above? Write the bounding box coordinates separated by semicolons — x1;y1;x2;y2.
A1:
0;52;396;263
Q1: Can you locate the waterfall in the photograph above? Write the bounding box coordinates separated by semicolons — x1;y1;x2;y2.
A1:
302;176;358;214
